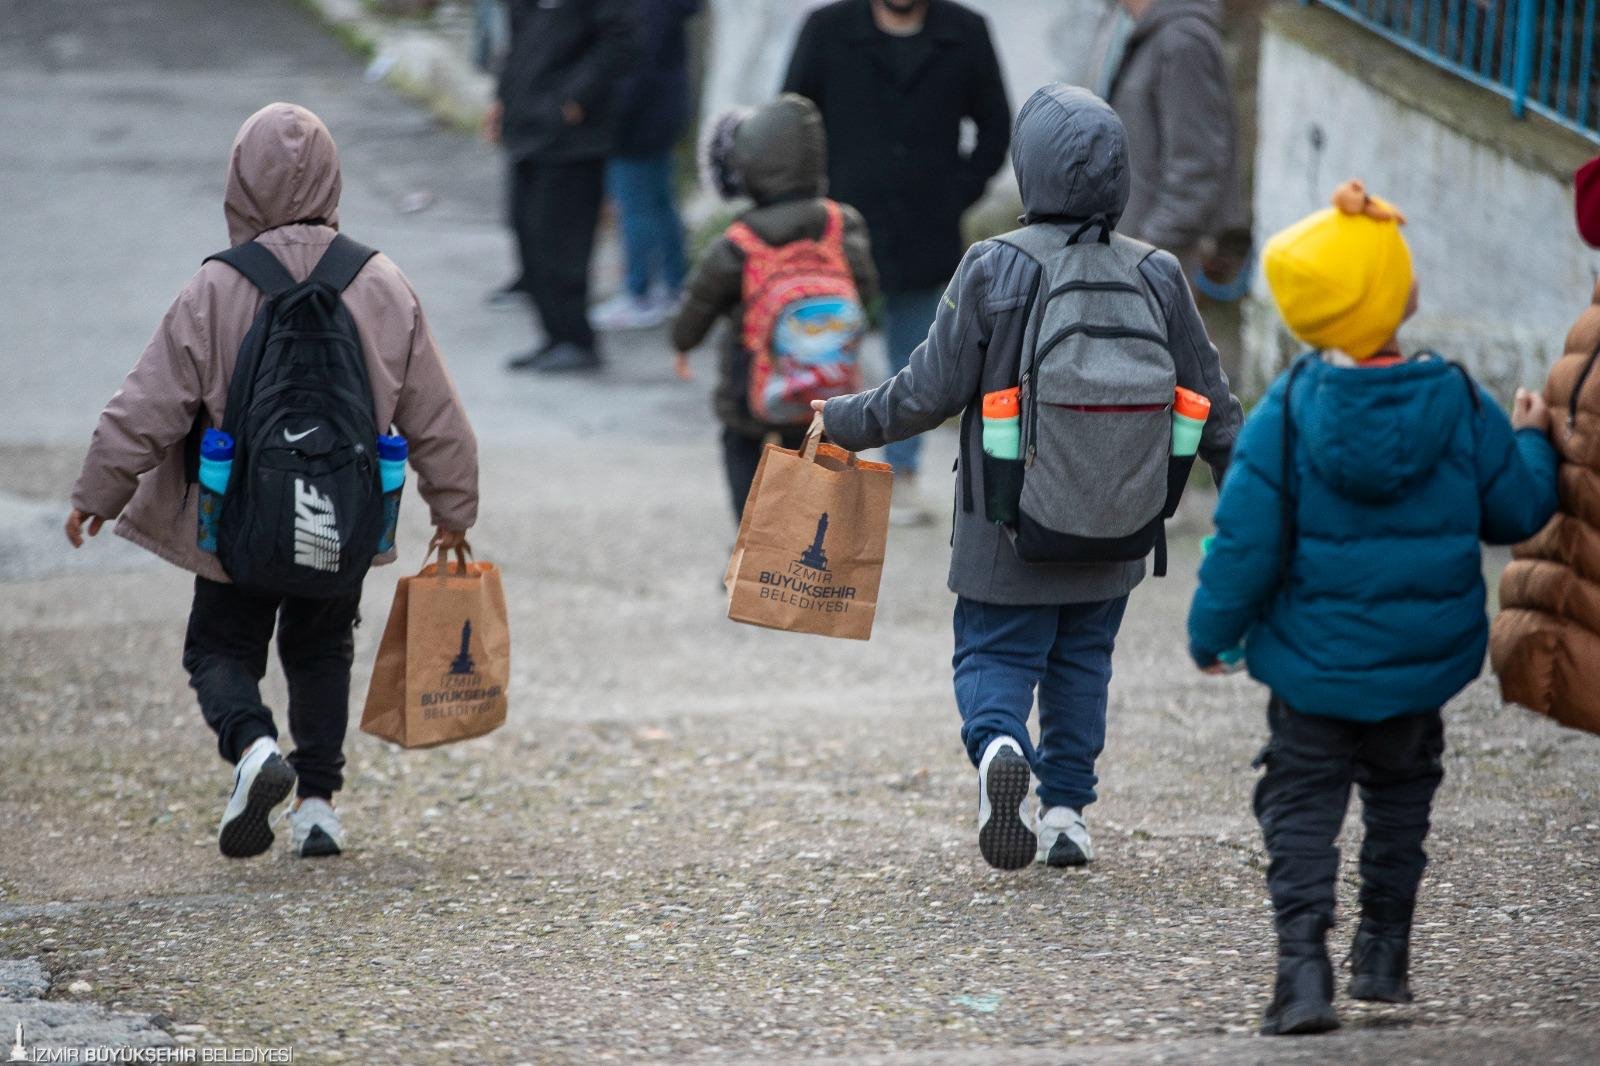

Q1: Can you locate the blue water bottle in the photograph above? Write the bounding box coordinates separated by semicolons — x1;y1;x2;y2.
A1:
377;434;408;553
197;429;234;553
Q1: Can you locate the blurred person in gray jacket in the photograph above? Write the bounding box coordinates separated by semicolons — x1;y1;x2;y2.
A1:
1088;0;1247;279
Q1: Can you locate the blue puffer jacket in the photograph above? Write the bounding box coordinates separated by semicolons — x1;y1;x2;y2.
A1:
1188;353;1559;721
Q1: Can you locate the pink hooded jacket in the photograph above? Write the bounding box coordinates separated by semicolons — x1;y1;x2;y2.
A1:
71;103;479;583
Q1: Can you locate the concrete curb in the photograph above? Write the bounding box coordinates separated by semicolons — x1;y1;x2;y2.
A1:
0;959;174;1053
301;0;493;130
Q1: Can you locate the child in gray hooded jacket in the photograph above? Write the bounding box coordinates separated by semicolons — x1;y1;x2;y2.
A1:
816;84;1242;870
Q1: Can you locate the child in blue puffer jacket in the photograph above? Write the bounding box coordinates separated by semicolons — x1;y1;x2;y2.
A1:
1188;182;1559;1037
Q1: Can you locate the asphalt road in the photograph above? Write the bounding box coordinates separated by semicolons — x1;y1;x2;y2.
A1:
2;3;1598;1064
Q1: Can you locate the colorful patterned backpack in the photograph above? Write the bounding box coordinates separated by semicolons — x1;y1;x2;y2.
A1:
726;200;866;425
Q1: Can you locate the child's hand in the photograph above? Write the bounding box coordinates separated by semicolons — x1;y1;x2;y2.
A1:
64;509;104;549
674;352;694;381
1512;387;1550;433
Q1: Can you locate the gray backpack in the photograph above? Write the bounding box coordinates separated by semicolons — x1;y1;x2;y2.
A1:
983;220;1191;575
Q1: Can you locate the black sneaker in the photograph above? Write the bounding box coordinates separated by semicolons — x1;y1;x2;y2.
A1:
976;736;1035;871
533;342;602;374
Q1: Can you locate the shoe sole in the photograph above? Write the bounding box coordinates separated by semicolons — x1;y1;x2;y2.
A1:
1261;1006;1341;1036
297;825;343;860
978;752;1035;871
1041;836;1090;868
1348;976;1412;1003
218;757;296;859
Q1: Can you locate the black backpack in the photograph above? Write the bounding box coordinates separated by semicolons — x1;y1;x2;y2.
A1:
192;235;384;599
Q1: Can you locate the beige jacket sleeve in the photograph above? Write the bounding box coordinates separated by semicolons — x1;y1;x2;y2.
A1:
71;287;208;519
392;285;479;531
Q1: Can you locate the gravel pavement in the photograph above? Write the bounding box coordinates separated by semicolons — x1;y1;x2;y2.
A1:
3;2;1599;1063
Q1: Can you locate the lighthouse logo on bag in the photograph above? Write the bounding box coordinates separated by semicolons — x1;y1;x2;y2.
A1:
421;617;501;722
753;512;859;614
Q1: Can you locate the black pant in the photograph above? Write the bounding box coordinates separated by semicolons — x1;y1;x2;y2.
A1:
182;577;361;800
1253;697;1445;937
509;156;604;351
722;426;806;522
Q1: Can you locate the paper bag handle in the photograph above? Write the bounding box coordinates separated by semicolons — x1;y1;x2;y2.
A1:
800;411;858;466
800;412;826;460
421;538;472;580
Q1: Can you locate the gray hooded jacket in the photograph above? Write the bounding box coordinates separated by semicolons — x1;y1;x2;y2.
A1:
822;84;1241;605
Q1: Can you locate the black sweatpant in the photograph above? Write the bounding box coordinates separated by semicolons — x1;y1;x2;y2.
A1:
182;576;361;800
722;425;806;522
1253;696;1445;937
509;156;605;352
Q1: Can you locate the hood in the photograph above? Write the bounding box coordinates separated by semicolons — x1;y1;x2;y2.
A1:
732;93;826;206
224;103;342;246
1012;84;1129;225
1299;357;1469;504
1129;0;1222;46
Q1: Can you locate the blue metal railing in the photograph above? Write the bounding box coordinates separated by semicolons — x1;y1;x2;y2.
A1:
1310;0;1600;142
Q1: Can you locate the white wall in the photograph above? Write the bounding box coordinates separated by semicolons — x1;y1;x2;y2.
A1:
1248;22;1600;396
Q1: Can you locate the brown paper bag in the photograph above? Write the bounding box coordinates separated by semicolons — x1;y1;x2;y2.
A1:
361;545;511;748
725;416;892;640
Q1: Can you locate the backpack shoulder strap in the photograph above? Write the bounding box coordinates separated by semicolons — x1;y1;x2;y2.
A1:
991;222;1066;262
725;220;767;257
820;199;845;250
204;241;297;296
1277;354;1314;584
308;234;379;293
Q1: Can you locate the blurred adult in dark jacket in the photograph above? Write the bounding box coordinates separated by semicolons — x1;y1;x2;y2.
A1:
592;0;702;332
486;0;639;373
783;0;1010;523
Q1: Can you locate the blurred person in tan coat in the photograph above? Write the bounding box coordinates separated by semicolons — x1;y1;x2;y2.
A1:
66;103;479;860
1492;157;1600;735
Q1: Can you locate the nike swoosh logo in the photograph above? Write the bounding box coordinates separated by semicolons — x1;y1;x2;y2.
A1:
283;427;318;443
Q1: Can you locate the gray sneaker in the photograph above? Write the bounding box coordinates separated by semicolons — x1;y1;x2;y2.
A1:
287;798;345;859
1036;805;1093;867
217;738;296;859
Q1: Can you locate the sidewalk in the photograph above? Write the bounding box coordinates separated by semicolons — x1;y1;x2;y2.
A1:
303;0;494;129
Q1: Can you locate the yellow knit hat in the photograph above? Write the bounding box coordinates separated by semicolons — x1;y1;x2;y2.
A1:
1263;180;1414;360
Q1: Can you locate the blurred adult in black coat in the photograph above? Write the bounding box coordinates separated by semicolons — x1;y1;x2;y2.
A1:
783;0;1010;519
593;0;703;333
487;0;639;372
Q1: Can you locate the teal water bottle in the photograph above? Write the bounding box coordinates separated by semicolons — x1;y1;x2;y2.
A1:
1172;386;1211;457
377;434;407;553
197;429;234;553
982;387;1021;459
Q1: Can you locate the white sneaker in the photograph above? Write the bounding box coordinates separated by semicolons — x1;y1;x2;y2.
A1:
287;798;345;859
1036;805;1094;867
977;736;1035;870
888;475;933;528
217;737;296;859
590;291;668;331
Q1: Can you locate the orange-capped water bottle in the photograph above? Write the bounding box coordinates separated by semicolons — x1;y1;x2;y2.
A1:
1172;386;1211;457
982;387;1021;460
